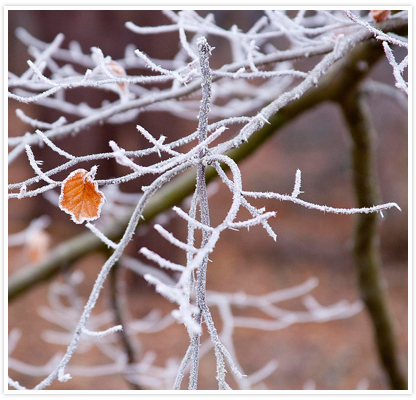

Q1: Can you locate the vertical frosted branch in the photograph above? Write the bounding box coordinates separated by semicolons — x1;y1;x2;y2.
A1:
188;36;213;391
291;169;302;198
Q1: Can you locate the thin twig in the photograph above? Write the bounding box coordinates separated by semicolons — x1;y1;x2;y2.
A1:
108;261;142;390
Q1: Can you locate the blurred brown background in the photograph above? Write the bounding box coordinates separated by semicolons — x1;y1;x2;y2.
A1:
8;10;408;390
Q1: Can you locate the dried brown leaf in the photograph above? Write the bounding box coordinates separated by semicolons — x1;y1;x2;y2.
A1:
370;10;390;23
59;168;105;224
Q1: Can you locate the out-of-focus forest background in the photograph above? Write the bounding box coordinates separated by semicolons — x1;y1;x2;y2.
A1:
8;10;408;390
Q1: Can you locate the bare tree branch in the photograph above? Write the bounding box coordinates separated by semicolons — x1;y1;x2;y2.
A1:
8;16;407;302
340;87;407;390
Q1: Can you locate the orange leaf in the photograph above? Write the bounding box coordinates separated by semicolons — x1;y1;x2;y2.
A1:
370;10;390;23
59;168;105;224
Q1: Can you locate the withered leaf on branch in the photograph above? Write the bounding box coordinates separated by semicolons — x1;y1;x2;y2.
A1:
106;59;129;95
370;10;390;23
59;168;105;224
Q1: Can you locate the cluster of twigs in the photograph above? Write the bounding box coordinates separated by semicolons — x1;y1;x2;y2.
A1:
8;10;407;390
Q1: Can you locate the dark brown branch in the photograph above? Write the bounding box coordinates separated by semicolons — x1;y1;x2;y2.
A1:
108;261;142;390
340;88;407;390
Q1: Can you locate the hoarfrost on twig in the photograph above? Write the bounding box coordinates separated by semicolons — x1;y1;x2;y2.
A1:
8;10;405;391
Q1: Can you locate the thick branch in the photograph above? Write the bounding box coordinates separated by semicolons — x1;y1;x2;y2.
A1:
8;18;408;302
340;88;407;390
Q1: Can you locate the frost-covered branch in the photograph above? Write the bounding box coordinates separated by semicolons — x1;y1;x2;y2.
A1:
8;11;407;160
344;10;408;95
9;269;364;390
8;10;407;391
